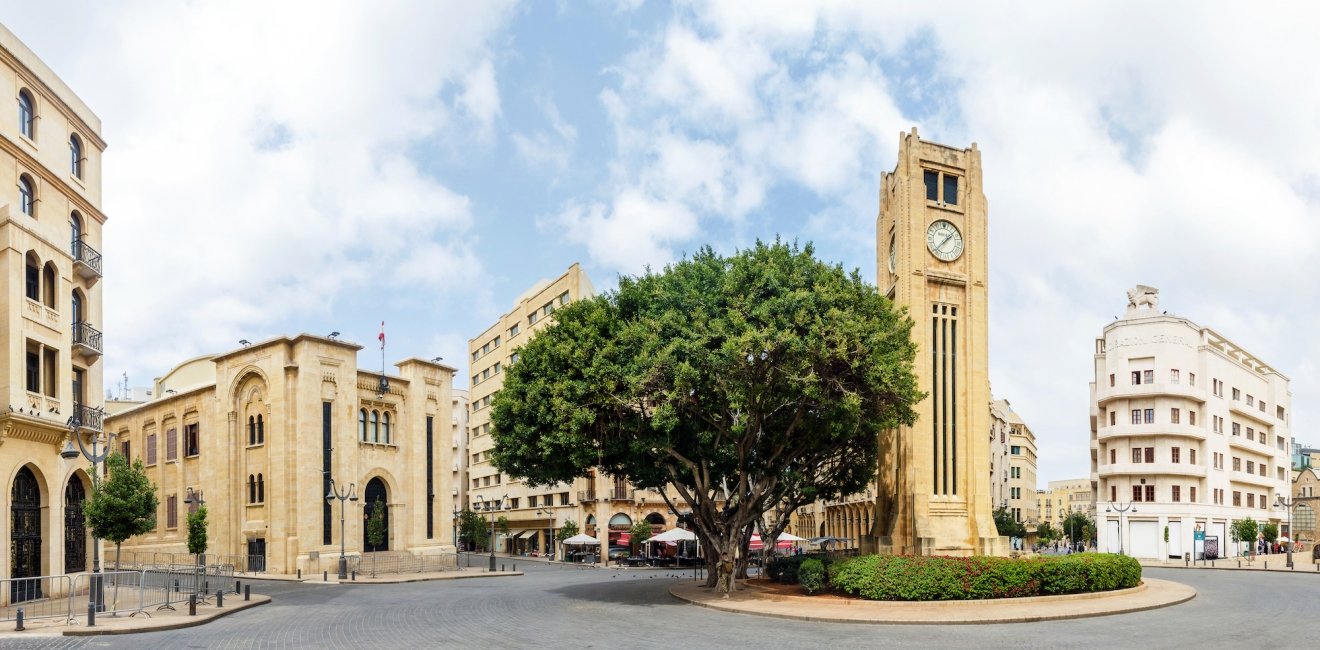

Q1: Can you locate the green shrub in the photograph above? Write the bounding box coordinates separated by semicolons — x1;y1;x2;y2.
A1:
767;553;834;584
798;559;825;595
829;553;1140;601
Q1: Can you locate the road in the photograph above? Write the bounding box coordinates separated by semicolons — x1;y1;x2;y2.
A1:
2;562;1316;649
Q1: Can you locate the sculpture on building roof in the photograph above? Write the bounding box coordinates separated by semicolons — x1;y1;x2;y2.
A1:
1126;285;1159;314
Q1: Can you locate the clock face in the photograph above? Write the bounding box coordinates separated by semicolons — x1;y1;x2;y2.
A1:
888;236;897;274
926;220;963;262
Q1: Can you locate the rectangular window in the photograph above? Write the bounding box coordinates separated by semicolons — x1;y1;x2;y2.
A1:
1261;494;1268;510
1131;410;1141;425
509;323;520;337
1172;486;1181;502
1246;460;1254;474
1132;485;1142;502
942;174;959;205
1171;408;1180;424
1189;411;1197;426
1246;394;1254;406
1259;464;1266;477
1259;400;1265;413
25;350;39;392
1232;457;1241;471
1170;369;1179;384
1109;449;1116;464
1232;422;1240;436
42;349;56;397
185;423;199;457
1109;411;1116;426
1233;491;1241;507
1247;493;1255;508
166;428;178;461
1190;449;1197;465
924;170;939;201
559;291;570;306
1278;406;1286;420
529;311;539;325
167;495;178;529
1144;409;1154;424
1131;371;1141;385
510;498;519;509
493;336;501;348
1010;445;1021;455
1246;427;1254;441
1109;373;1115;387
1190;486;1197;503
1143;370;1154;384
561;492;569;506
1189;373;1196;386
528;496;537;508
146;433;158;465
1171;447;1180;463
1232;387;1241;401
1144;447;1154;463
1111;485;1117;501
1132;448;1142;463
120;440;131;460
542;302;554;316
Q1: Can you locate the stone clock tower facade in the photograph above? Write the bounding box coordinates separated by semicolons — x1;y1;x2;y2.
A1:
872;127;1003;556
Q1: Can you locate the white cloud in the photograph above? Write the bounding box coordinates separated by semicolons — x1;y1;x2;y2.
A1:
548;190;698;274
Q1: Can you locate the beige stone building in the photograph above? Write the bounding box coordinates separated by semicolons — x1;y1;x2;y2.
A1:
1090;288;1290;559
871;128;1001;556
1038;478;1093;535
990;398;1038;527
0;23;107;592
449;388;468;547
105;335;456;573
1289;467;1318;544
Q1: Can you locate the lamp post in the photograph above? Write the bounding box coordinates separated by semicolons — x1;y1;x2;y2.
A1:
1106;501;1137;555
537;507;556;561
184;488;205;598
452;507;462;552
60;415;110;612
325;478;358;580
475;494;507;572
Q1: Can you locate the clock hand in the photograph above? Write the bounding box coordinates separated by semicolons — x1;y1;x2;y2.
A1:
938;233;954;249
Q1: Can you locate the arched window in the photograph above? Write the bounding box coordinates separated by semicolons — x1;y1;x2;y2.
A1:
358;409;367;441
24;252;39;300
17;89;34;139
69;134;83;178
71;290;83;325
257;473;265;503
382;412;391;444
371;410;379;443
70;212;82;245
247;416;255;445
18;174;34;216
248;475;256;504
41;262;56;308
257;414;264;444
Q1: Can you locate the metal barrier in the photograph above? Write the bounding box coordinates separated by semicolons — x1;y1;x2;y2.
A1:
70;570;147;619
0;575;73;622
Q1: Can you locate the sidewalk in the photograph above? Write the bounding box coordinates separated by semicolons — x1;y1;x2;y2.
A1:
1139;556;1320;574
0;594;270;638
670;579;1195;625
294;569;523;585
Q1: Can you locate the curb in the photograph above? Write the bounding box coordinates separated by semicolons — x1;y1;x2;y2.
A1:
346;571;523;584
669;579;1196;625
62;596;271;637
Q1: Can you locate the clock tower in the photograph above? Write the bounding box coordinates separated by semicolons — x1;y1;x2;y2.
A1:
872;127;1003;556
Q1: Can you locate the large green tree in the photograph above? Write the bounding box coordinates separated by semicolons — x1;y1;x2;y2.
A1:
1061;511;1093;547
459;509;489;551
83;452;158;569
490;241;921;596
1036;521;1057;543
992;506;1026;539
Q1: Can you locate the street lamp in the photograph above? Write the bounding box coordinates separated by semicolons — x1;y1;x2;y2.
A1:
452;507;462;552
1106;501;1137;555
325;477;358;580
475;494;507;572
61;415;111;612
537;507;556;561
1273;495;1320;569
184;488;205;598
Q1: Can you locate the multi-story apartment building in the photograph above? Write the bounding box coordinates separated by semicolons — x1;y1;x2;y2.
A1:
448;388;468;547
1038;478;1094;537
1090;287;1290;559
106;335;456;573
0;23;107;591
990;398;1038;526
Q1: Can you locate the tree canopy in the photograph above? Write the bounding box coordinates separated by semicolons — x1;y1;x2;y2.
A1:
490;240;921;594
83;452;158;566
992;506;1026;539
459;509;489;550
556;519;580;544
186;505;208;557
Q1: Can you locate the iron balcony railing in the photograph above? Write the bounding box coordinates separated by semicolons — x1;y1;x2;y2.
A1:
577;490;597;503
73;403;105;433
72;321;103;355
609;488;631;501
71;238;103;276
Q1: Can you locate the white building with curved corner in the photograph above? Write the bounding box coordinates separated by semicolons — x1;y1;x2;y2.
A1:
1090;288;1290;560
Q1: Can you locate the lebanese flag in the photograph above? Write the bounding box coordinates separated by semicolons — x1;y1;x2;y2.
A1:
378;321;385;349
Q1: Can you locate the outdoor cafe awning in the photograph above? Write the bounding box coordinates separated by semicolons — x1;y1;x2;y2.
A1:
563;534;600;545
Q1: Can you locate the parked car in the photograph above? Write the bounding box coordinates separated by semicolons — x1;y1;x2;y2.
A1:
608;546;630;560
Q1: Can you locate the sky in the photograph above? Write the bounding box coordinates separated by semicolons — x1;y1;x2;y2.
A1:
3;1;1318;484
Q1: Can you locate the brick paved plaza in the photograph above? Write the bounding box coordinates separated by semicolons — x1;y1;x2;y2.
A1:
1;562;1317;649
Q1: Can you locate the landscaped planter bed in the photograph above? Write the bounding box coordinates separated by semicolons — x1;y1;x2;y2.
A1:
804;554;1142;601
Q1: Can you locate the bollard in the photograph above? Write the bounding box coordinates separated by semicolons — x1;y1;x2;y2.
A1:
216;591;224;608
236;580;242;593
204;580;209;595
297;569;302;579
513;564;517;572
323;571;328;582
352;571;357;581
189;594;197;616
88;601;96;627
15;607;24;632
245;584;251;601
1265;562;1268;570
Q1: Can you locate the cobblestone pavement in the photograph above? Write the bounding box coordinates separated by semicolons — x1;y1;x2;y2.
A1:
1;564;1317;649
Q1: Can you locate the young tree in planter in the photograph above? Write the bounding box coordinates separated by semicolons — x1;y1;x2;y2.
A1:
459;509;488;551
1230;518;1259;557
1262;522;1279;549
629;519;653;556
555;519;580;560
366;499;386;576
187;505;208;565
496;516;510;553
490;241;922;597
992;506;1027;540
83;453;158;570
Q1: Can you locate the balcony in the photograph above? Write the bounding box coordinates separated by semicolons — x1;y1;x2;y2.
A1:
1098;461;1206;478
71;238;102;284
1097;422;1206;442
1095;382;1205;406
72;403;104;433
71;321;102;359
577;490;597;503
608;488;632;501
1229;402;1274;428
1228;471;1278;489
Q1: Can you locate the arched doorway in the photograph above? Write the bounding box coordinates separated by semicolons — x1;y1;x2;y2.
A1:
12;466;42;601
363;478;389;552
645;512;665;526
65;477;87;573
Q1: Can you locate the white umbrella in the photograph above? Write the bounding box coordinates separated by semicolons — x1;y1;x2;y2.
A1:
776;532;807;542
562;534;600;545
650;527;698;543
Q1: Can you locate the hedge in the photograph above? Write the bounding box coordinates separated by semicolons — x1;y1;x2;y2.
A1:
826;554;1141;601
798;559;826;595
766;553;836;584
